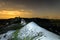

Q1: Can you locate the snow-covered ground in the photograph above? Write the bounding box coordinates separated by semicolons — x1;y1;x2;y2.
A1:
0;22;60;40
0;30;15;40
18;22;60;40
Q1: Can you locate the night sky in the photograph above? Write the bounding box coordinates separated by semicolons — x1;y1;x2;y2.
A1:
0;0;60;19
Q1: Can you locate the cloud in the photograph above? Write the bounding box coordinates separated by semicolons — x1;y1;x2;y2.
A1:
0;2;6;7
0;0;60;19
0;10;33;19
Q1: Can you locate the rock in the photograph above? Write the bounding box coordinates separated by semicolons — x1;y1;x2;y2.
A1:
0;30;15;40
17;22;60;40
0;22;60;40
21;19;26;26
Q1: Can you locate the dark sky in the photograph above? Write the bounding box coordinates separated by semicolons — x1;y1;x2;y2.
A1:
0;0;60;19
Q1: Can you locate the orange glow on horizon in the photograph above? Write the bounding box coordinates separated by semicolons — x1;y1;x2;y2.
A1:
0;10;33;19
0;10;60;19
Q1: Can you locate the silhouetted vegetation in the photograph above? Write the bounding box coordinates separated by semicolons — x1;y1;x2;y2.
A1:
0;17;60;35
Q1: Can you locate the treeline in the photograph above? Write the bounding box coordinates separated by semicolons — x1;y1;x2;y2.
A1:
0;17;60;35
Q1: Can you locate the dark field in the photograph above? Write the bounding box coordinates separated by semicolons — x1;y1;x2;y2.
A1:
0;17;60;35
